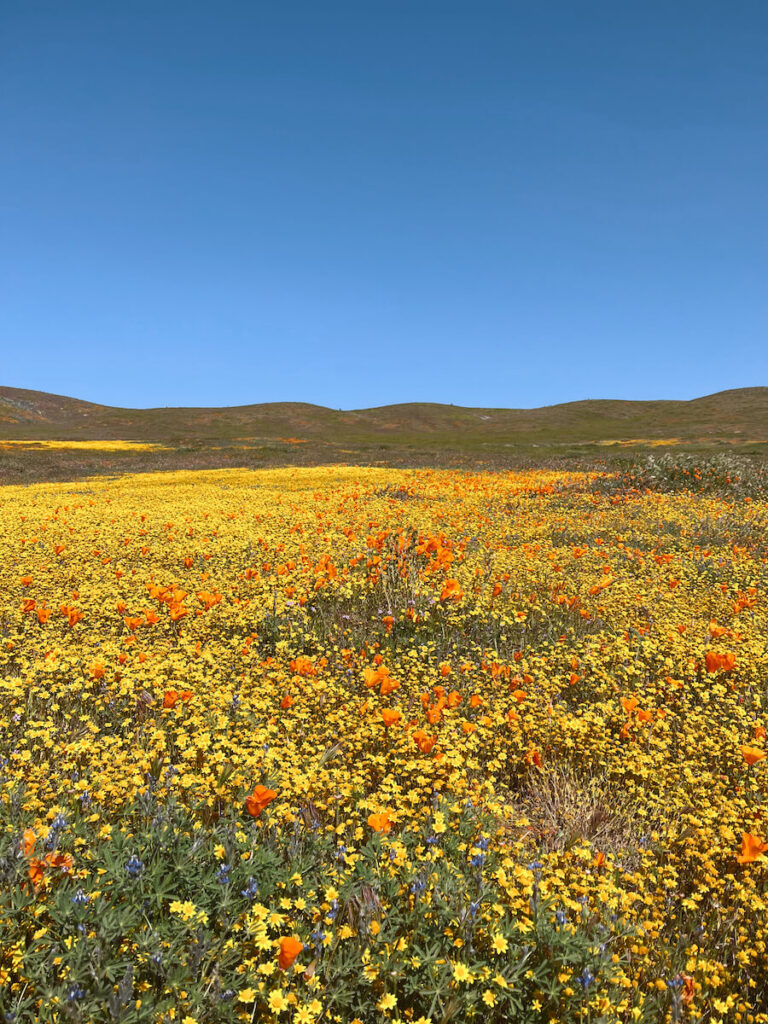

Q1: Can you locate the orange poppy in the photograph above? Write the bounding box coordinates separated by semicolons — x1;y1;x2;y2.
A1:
380;709;401;728
741;746;766;766
412;730;437;754
289;656;316;677
28;850;73;890
245;784;277;818
682;975;695;1005
368;811;393;833
705;650;736;674
439;579;463;602
278;935;304;970
737;832;768;864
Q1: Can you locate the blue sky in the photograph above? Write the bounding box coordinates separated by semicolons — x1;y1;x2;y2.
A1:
1;2;766;410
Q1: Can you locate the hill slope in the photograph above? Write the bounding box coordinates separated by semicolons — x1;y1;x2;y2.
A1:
1;385;767;447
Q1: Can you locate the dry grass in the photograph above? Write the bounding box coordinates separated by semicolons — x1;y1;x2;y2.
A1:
507;767;644;869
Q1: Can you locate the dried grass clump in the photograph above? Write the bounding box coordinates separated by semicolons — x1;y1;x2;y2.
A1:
510;767;644;868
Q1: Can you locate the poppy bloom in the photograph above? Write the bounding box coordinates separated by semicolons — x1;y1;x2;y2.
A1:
245;784;277;818
741;745;766;766
440;579;463;602
368;811;393;833
289;656;316;677
380;675;400;696
23;829;36;855
28;850;74;890
380;709;401;728
278;936;304;970
413;730;437;754
705;650;736;674
737;832;768;864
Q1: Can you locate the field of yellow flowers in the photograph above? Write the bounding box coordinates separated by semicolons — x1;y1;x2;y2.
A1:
2;464;768;1024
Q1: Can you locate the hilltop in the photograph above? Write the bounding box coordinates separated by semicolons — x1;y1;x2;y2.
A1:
1;385;767;448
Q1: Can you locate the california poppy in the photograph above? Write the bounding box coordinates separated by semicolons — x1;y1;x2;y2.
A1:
380;708;401;728
741;745;766;766
412;730;437;754
368;811;393;833
245;784;277;818
737;832;768;864
440;579;463;602
278;935;303;970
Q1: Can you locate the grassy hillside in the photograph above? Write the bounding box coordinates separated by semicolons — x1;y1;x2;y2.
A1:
1;385;768;446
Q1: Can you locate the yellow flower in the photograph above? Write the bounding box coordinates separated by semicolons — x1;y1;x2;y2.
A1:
268;989;289;1013
237;988;256;1003
453;962;473;983
377;993;397;1011
491;933;508;954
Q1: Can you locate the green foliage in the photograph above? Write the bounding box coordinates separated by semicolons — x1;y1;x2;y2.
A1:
0;792;656;1024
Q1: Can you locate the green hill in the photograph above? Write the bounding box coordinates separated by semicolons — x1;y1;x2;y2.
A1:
1;385;767;448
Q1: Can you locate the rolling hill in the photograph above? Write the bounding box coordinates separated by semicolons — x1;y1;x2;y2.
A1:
1;385;767;448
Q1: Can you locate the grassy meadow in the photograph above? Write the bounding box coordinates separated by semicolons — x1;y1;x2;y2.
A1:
2;454;768;1022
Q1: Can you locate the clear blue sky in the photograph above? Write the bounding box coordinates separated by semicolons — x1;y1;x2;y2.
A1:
1;2;766;410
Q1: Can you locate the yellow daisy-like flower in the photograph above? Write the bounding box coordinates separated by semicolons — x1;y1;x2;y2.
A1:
268;989;289;1013
452;962;473;983
377;993;397;1011
237;988;256;1003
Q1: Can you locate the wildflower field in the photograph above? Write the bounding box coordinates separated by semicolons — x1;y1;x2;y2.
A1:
2;462;768;1023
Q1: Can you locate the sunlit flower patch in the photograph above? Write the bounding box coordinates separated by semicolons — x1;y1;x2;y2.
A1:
1;464;768;1022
